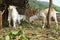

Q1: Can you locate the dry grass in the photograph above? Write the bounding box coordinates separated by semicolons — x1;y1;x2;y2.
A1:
0;21;60;40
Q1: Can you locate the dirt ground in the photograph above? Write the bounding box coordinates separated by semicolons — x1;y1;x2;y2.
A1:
0;21;60;40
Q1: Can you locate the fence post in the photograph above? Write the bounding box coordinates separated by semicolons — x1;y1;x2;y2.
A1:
0;12;2;29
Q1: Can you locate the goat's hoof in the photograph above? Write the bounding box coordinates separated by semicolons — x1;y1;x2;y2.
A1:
42;26;45;29
9;25;12;27
13;27;16;29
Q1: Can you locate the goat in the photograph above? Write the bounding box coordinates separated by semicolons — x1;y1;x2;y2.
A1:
29;15;38;22
29;8;58;28
8;5;26;28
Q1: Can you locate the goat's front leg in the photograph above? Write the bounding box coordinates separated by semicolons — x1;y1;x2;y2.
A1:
8;16;11;27
42;17;46;28
52;13;58;27
18;18;21;24
23;16;26;21
13;19;17;28
53;15;58;27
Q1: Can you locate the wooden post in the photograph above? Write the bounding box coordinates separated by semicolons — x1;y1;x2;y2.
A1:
0;10;5;30
47;0;53;28
0;12;2;29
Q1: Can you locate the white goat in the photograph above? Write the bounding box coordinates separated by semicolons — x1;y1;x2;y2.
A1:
29;15;38;22
29;8;58;28
8;5;26;28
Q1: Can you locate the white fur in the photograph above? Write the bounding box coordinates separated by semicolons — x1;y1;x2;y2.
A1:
29;8;58;28
8;5;26;28
29;15;38;22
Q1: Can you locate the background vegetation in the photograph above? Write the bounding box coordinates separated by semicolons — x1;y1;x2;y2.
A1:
0;0;60;40
28;0;60;12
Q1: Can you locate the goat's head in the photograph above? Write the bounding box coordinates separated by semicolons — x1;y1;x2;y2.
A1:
8;5;16;10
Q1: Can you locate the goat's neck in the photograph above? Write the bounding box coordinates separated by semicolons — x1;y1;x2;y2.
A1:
13;8;18;13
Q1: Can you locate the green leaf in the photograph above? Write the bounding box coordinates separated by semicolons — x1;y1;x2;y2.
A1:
17;30;24;36
9;31;18;39
11;31;18;35
21;36;27;40
5;35;10;40
0;35;2;40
